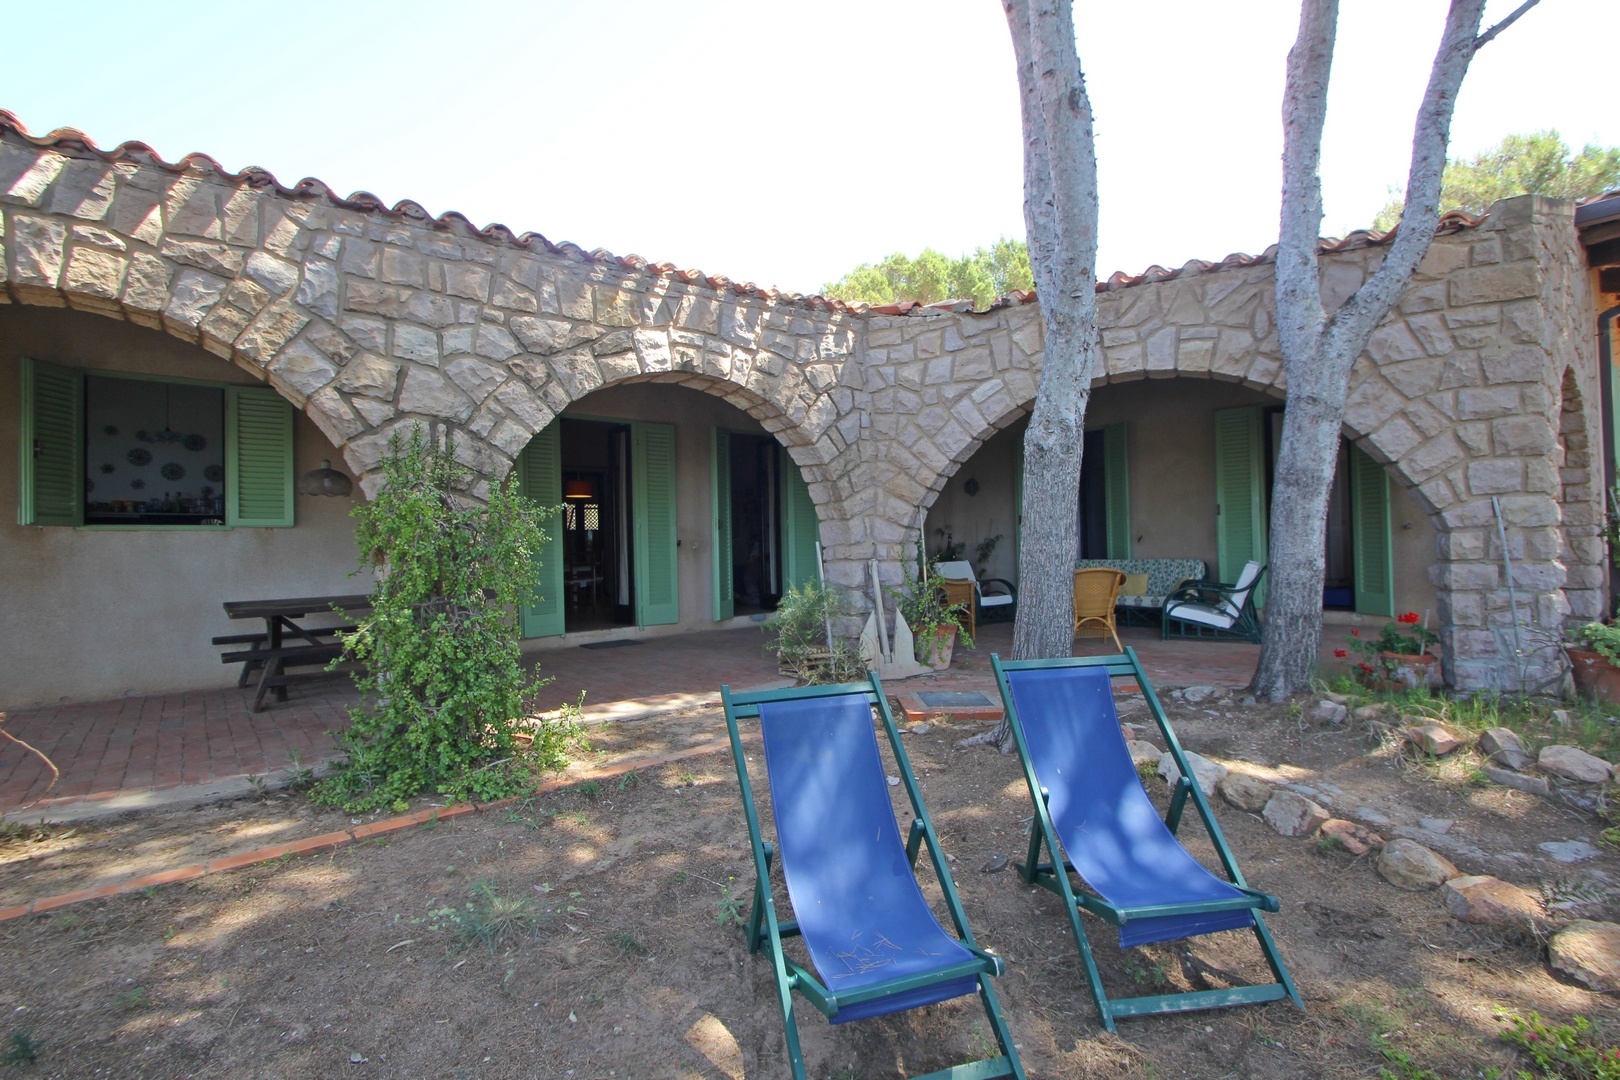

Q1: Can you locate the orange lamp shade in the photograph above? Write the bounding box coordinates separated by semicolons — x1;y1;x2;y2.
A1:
563;479;594;500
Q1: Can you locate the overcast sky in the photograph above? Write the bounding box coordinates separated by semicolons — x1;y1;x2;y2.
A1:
4;1;1612;296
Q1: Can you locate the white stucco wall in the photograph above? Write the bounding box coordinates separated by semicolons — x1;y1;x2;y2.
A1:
0;306;363;709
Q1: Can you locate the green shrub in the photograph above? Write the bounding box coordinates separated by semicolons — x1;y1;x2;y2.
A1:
1499;1011;1620;1078
1569;623;1620;667
764;581;864;684
314;426;574;813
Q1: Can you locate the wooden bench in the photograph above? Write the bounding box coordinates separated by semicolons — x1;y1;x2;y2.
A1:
220;593;372;711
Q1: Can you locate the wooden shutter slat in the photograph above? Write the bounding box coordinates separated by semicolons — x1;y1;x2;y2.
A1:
711;428;734;621
1213;406;1266;596
633;421;680;626
226;387;294;528
1350;442;1395;617
18;358;84;526
781;451;822;591
1103;422;1131;560
518;422;566;638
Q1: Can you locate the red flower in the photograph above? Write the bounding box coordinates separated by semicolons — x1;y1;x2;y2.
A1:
1398;612;1420;624
1359;663;1374;674
1334;649;1348;658
1350;629;1360;637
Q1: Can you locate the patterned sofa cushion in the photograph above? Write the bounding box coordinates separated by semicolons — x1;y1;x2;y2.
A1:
1075;559;1207;607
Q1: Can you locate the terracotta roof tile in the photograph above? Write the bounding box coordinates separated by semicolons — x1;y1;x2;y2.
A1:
0;110;1487;318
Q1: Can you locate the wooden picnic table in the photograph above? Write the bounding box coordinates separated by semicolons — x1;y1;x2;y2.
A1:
217;593;372;711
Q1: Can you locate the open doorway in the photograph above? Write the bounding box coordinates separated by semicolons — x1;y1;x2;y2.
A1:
558;418;633;633
728;433;782;616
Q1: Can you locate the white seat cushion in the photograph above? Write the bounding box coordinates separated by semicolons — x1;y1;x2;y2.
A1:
979;594;1014;607
1166;602;1238;629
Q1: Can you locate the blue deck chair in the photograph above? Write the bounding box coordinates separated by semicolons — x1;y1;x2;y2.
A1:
990;649;1301;1032
723;676;1025;1080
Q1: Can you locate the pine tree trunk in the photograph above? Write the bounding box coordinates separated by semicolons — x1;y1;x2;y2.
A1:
1252;0;1527;700
963;0;1100;752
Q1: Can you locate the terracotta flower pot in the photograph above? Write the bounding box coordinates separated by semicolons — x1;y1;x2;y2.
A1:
923;627;957;672
1567;648;1620;706
1378;650;1438;692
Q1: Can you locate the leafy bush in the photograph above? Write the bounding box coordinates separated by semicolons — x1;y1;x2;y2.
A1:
314;426;574;813
763;581;864;684
1568;623;1620;667
886;547;974;665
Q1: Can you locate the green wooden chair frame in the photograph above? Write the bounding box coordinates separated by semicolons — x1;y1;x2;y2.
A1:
723;676;1026;1080
990;649;1302;1032
1160;565;1266;644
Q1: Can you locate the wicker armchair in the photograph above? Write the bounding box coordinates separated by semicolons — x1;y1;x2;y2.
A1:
1073;568;1126;650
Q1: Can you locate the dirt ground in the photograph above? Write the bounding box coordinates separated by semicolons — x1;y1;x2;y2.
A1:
3;693;1619;1079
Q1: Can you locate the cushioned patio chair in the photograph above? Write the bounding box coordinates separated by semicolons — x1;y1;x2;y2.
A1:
935;560;1016;628
1073;567;1126;650
1161;561;1265;643
989;649;1301;1031
722;676;1025;1080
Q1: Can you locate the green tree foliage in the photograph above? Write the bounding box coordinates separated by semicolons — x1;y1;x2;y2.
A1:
314;426;574;813
821;237;1034;311
1373;130;1620;232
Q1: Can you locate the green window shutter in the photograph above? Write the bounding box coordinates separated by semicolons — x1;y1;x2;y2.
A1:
1103;422;1131;559
17;358;84;527
780;451;822;591
1349;442;1395;618
711;428;734;621
517;422;565;638
225;387;294;528
633;420;680;626
1213;406;1266;599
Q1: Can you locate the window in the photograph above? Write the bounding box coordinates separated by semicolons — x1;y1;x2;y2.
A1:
18;358;295;529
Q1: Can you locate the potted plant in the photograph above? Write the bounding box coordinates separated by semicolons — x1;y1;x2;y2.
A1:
889;557;975;671
1345;612;1439;692
763;581;863;684
1566;623;1620;705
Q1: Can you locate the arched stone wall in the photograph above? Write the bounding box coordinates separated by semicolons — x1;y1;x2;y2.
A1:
0;119;1601;688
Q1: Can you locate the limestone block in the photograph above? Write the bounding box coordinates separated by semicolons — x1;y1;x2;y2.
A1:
1465;459;1523;496
235;303;311;368
1157;751;1227;797
1548;921;1620;992
1404;433;1467;481
0;146;67;207
1457;385;1519;419
1343;378;1404;433
1405;724;1463;756
1538;745;1614;784
10;214;67;286
164;179;222;239
294;259;341;321
63;247;127;299
491;276;538;312
345;282;412;319
475;323;523;363
392;323;440;364
1442;875;1543;928
492;379;552;432
405;291;456;328
306;386;366;443
1262;791;1329;838
1448;263;1538;307
398;366;475;422
1480;344;1548;385
1367;323;1425;363
445;356;506;404
244;251;300;295
162;268;228;331
1381;357;1445;397
1218;772;1272;813
1376;839;1458;890
1320;819;1383;855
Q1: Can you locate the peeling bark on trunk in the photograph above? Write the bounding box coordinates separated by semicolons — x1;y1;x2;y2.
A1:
965;0;1100;753
1251;0;1537;701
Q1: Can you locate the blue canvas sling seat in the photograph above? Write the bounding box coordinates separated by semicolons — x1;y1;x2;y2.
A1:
723;677;1025;1080
990;649;1302;1032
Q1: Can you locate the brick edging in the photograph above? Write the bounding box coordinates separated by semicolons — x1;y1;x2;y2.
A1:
0;734;752;923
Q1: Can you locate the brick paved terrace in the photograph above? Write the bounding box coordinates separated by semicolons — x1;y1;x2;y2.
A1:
0;623;1337;820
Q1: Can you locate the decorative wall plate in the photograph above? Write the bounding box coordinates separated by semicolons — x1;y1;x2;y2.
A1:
99;463;115;474
126;448;152;466
130;479;145;490
160;462;186;481
204;464;224;482
183;434;207;452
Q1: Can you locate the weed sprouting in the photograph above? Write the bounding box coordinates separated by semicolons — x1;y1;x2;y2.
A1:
114;986;149;1011
437;881;548;952
604;930;648;957
573;780;602;801
715;877;747;928
4;1031;42;1065
617;770;641;793
1377;1048;1440;1080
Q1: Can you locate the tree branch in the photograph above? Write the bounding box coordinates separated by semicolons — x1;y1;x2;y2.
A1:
1475;0;1540;49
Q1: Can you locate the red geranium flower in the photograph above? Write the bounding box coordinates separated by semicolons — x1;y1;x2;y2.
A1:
1359;663;1374;674
1334;649;1348;658
1397;612;1420;624
1350;629;1360;637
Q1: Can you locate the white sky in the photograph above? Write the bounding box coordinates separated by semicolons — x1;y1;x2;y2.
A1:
3;0;1612;296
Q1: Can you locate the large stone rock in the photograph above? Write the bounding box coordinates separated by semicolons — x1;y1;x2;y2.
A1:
1479;727;1531;771
1377;839;1459;890
1320;819;1384;856
1539;840;1602;864
1126;741;1163;770
1405;723;1464;756
1158;750;1227;797
1482;765;1550;795
1262;791;1330;838
1538;745;1614;784
1182;685;1221;704
1548;921;1620;992
1442;875;1543;929
1309;700;1349;725
1218;772;1273;813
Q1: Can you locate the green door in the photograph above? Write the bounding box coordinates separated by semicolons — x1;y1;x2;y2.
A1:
17;358;84;527
1213;406;1267;602
633;420;679;626
516;423;565;638
1349;442;1395;617
781;451;822;591
1103;422;1131;559
711;428;734;621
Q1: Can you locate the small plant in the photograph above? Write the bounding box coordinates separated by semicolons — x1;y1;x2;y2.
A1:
441;881;547;951
1134;758;1159;786
114;986;149;1011
1123;956;1168;988
4;1031;41;1066
245;773;268;798
573;780;602;801
616;770;641;793
887;545;975;665
763;581;865;684
604;930;648;957
283;749;315;792
1499;1011;1620;1078
1569;623;1620;667
1378;1048;1440;1080
1346;613;1439;685
715;877;747;928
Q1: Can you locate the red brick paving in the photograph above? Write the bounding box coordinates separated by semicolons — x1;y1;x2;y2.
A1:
0;622;1329;819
